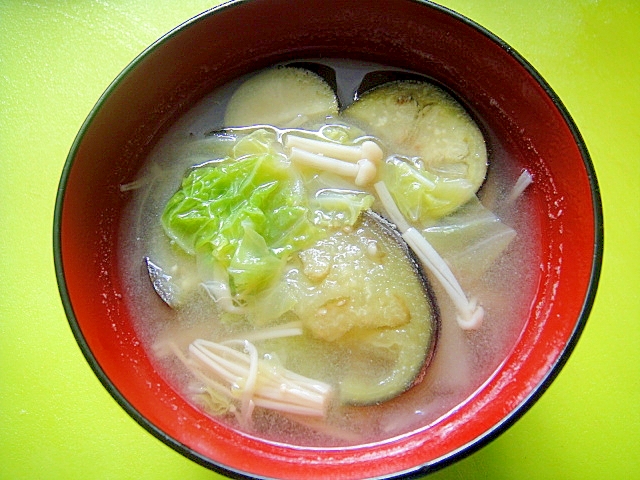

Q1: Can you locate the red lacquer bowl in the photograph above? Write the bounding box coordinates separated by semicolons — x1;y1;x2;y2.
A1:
54;1;603;478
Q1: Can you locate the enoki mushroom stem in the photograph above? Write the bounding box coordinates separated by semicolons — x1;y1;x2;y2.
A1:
285;135;383;164
505;168;533;205
374;181;484;330
177;337;333;428
285;134;382;186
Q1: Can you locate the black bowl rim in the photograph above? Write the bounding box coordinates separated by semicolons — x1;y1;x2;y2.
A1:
53;0;604;478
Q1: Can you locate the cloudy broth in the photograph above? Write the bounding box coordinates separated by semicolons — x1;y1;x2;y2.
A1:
117;59;539;447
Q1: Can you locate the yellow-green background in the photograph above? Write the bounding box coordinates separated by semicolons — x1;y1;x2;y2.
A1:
1;1;638;478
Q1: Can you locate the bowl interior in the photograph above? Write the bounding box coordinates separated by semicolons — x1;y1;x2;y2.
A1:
55;0;601;478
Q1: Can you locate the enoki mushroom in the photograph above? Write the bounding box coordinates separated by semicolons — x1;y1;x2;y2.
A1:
375;181;485;330
171;336;333;429
284;133;382;186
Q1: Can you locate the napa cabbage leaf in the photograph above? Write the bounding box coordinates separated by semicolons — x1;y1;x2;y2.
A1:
162;129;322;296
383;157;478;225
161;128;373;299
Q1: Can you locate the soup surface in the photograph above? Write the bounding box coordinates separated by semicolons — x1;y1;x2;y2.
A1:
118;59;539;447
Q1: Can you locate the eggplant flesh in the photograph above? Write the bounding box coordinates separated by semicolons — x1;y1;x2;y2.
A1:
263;210;439;406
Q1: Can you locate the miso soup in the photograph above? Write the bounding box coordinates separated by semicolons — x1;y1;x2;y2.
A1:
118;60;539;447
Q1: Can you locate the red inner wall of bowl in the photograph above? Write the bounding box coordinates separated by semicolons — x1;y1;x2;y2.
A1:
59;1;597;478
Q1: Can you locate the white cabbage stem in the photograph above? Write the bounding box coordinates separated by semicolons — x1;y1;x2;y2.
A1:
374;181;484;330
200;265;246;314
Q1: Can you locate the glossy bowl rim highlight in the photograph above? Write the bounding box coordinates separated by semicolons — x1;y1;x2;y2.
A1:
54;1;603;478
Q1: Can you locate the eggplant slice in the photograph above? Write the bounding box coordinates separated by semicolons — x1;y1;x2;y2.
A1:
344;80;488;222
260;210;439;406
223;66;339;128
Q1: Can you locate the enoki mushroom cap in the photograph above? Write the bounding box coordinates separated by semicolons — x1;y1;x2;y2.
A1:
360;140;383;165
354;159;378;186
